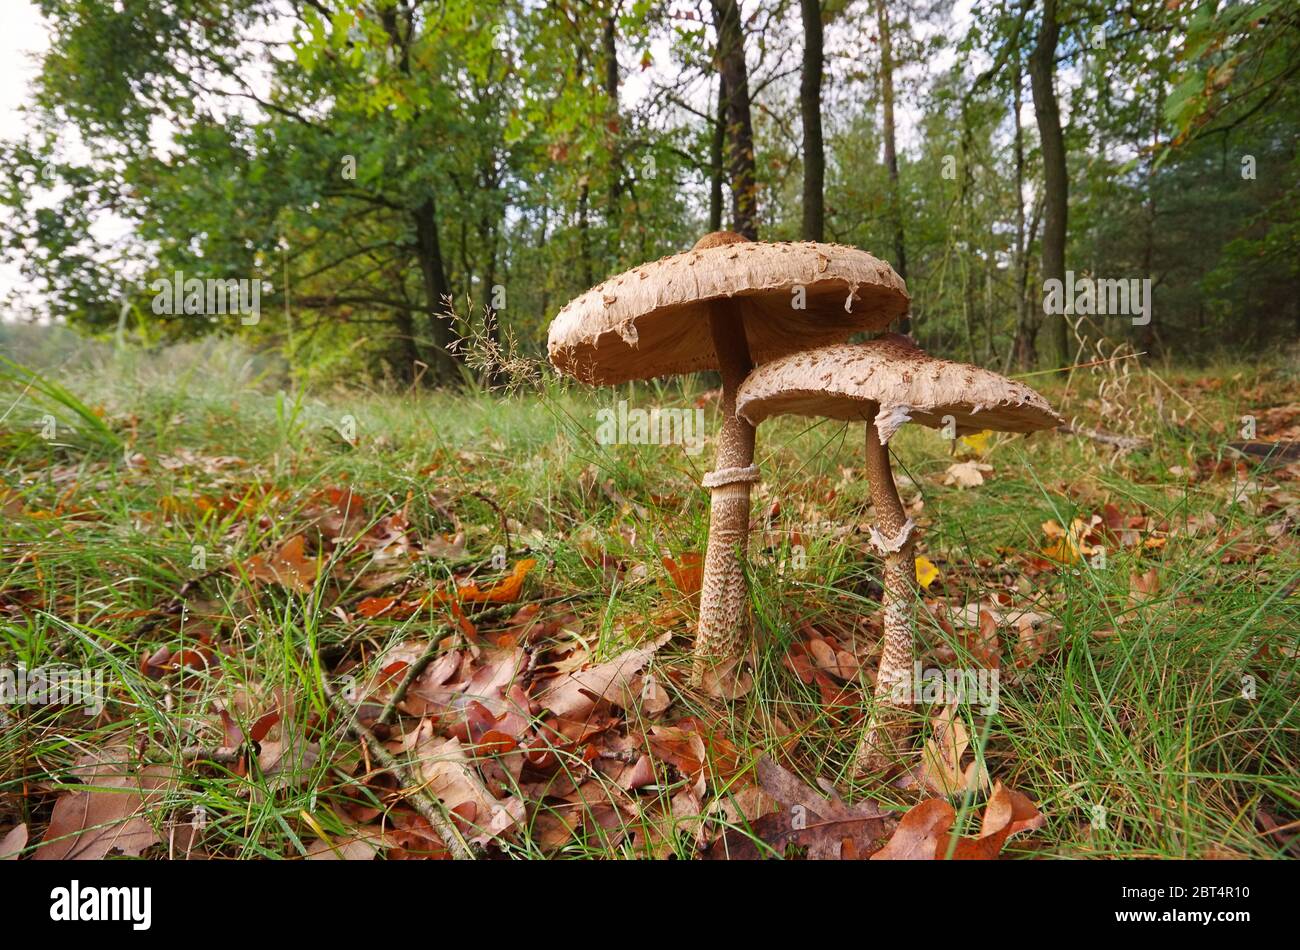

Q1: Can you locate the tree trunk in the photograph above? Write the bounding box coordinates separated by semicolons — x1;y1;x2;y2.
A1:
711;0;759;239
577;177;594;287
393;304;423;384
1010;49;1037;371
709;76;726;232
1140;83;1163;356
875;0;907;332
603;13;622;266
1029;0;1069;371
799;0;825;242
414;196;458;383
1015;195;1043;370
384;4;459;385
536;199;551;320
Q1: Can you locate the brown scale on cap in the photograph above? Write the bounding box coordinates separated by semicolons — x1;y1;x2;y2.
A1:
737;334;1061;443
693;230;750;250
546;237;909;386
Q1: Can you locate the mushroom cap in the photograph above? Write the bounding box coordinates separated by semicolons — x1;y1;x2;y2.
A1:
735;335;1062;442
547;232;909;385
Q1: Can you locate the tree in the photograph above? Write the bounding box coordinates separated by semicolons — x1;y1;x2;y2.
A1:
710;75;727;231
1028;0;1069;370
800;0;825;241
2;0;1293;379
875;0;908;329
711;0;759;238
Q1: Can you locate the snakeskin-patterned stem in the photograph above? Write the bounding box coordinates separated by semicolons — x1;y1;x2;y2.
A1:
854;406;917;773
690;295;757;689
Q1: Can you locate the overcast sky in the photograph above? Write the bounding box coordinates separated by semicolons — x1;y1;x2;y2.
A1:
1;1;48;315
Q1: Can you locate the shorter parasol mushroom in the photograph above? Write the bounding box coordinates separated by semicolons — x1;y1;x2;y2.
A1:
735;334;1062;773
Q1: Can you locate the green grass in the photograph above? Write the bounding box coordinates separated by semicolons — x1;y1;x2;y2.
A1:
0;344;1296;859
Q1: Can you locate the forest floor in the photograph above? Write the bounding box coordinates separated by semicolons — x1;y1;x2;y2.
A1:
1;343;1297;860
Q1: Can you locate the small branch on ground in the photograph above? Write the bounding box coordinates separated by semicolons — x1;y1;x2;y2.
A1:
178;746;245;765
1055;423;1150;451
469;490;511;556
322;680;476;860
377;630;451;727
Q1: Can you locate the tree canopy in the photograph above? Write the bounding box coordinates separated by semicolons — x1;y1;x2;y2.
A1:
2;0;1295;382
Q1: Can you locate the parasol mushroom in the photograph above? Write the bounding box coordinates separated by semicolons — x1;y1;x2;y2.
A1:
735;334;1061;771
548;232;908;690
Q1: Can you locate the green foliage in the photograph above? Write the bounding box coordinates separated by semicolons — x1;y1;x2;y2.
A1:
0;0;1295;379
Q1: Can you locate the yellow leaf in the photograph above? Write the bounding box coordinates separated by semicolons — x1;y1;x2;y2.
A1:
915;556;940;589
958;430;994;456
1040;515;1101;564
1041;539;1080;564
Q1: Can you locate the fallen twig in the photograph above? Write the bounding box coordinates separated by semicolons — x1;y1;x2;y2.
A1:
1055;423;1150;451
376;632;451;727
1226;440;1300;469
469;490;511;558
178;746;245;765
322;680;476;860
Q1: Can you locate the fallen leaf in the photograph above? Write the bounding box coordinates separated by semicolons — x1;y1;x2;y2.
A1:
910;703;987;797
957;430;994;456
447;558;537;604
915;555;940;589
872;781;1044;860
409;731;525;846
631;783;706;858
943;460;991;488
385;810;454;859
1128;568;1161;606
305;829;388;860
647;725;708;784
662;553;704;599
637;672;672;716
869;798;952;860
0;824;28;859
242;535;319;593
710;758;891;860
36;748;171;860
700;655;755;700
1040;516;1102;565
424;532;467;559
356;595;403;618
534;632;671;723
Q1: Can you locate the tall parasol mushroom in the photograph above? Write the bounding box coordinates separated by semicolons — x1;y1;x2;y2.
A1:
735;334;1061;771
548;232;908;690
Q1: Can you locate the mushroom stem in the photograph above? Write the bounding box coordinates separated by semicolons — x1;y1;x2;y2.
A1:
854;405;917;773
690;297;757;688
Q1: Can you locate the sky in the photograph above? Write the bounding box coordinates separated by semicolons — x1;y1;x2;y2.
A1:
0;1;49;317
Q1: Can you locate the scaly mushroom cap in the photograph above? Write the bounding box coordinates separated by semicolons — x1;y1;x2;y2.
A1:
735;335;1062;443
547;232;909;385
